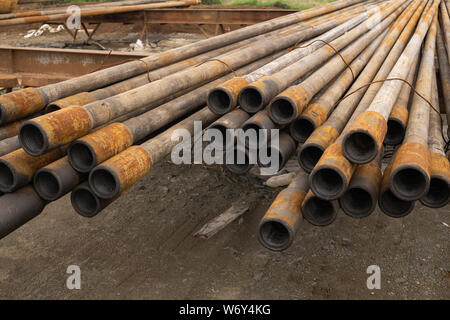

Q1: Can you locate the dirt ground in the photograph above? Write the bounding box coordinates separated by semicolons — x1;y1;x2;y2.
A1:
0;6;449;300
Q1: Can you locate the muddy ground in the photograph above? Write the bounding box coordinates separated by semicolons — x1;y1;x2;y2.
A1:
0;6;449;300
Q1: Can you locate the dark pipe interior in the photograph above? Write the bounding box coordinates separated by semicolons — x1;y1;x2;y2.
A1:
207;89;231;114
72;188;99;217
259;221;290;251
303;197;336;226
239;87;263;113
343;131;377;163
35;171;60;200
0;162;14;191
340;187;373;218
392;168;427;200
19;123;46;155
298;145;323;173
290;117;315;142
421;177;450;208
379;189;413;218
269;98;294;124
384;119;405;145
311;168;345;199
90;168;117;198
69;142;95;172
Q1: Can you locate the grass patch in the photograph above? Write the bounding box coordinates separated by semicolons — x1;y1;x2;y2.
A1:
223;0;335;10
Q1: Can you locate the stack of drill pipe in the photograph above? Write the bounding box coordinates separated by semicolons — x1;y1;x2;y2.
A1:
309;0;438;203
0;0;201;27
0;0;365;126
220;0;408;116
0;0;166;20
18;3;378;158
207;0;385;115
436;24;450;140
419;73;450;208
299;0;427;174
0;0;373;239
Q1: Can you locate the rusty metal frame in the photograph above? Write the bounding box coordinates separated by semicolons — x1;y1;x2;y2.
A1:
0;46;148;87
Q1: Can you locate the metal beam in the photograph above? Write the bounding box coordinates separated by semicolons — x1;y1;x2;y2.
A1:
0;46;148;87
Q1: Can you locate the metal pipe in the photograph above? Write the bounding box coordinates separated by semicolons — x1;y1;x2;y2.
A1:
436;24;450;139
0;147;65;193
384;55;420;145
206;109;250;151
378;161;415;217
225;145;252;175
71;181;117;218
207;0;381;115
339;149;382;218
34;156;87;201
0;185;47;240
257;132;296;172
342;0;440;164
298;0;426;173
389;11;438;201
289;27;391;142
268;26;390;125
258;170;309;251
439;1;450;62
19;21;325;156
241;109;279;151
0;1;200;27
0;135;20;156
237;0;408;115
67;53;280;173
88;107;218;200
0;0;363;124
301;189;339;226
420;73;450;208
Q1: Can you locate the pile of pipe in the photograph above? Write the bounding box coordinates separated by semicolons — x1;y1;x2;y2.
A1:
0;0;448;247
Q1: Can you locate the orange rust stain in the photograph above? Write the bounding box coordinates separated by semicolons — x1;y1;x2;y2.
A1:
314;141;354;182
305;125;340;151
302;103;327;127
264;189;306;228
279;85;310;118
353;161;382;191
430;152;450;179
0;88;45;123
32;106;93;149
389;103;409;124
391;142;431;177
348;111;388;150
101;145;152;193
76;123;133;165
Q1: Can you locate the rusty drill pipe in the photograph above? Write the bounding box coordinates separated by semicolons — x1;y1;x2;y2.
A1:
436;24;450;139
34;156;87;201
0;117;28;141
0;1;200;27
298;0;427;173
89;107;219;200
45;30;284;112
207;0;381;114
0;0;363;124
0;136;20;156
237;0;408;115
339;149;382;218
384;55;420;145
257;132;296;172
440;1;450;62
20;22;331;156
289;26;393;142
389;12;438;201
342;0;440;164
0;185;47;240
67;53;281;173
258;171;309;251
420;74;450;208
301;189;339;226
206;109;250;151
0;147;66;193
379;162;415;217
241;109;280;151
268;22;392;125
225;145;252;175
71;182;118;218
